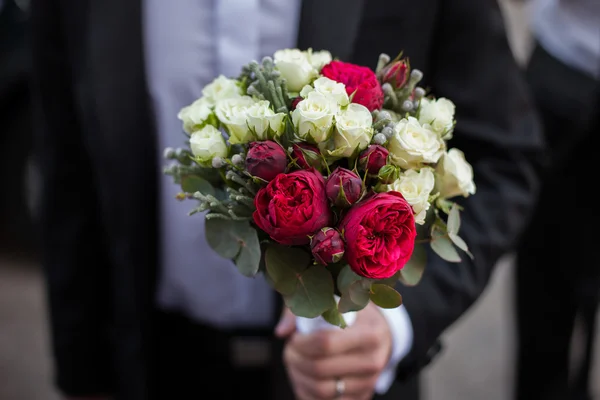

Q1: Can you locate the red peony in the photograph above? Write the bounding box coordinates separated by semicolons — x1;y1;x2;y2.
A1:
253;169;332;245
339;191;416;279
321;61;384;112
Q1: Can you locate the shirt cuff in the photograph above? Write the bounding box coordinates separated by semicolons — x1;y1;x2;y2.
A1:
374;304;414;394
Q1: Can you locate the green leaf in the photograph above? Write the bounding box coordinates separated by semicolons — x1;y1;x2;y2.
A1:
430;226;461;262
399;243;427;286
265;244;311;295
370;284;403;308
447;203;460;235
449;233;474;260
377;271;401;287
181;175;215;196
205;219;261;276
338;291;368;313
348;280;371;307
337;265;361;293
234;230;261;277
321;307;347;329
283;266;336;318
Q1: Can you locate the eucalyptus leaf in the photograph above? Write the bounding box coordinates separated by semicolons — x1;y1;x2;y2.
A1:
337;265;361;293
283;266;336;318
348;280;371;307
399;243;427;286
233;227;261;277
181;175;215;196
322;307;347;329
265;244;311;296
205;218;249;259
338;291;369;313
370;284;403;308
447;203;460;234
431;233;461;262
449;233;474;259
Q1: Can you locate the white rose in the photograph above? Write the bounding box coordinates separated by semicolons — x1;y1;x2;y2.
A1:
189;125;228;166
202;75;243;106
215;96;256;144
177;97;213;134
307;49;333;70
388;117;445;169
418;97;455;138
291;91;336;144
435;148;476;199
389;168;435;225
331;103;373;157
245;100;286;140
312;77;349;108
274;49;318;92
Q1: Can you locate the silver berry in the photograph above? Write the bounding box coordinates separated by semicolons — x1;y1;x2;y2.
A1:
231;154;244;166
402;100;414;112
373;133;387;145
211;157;225;168
381;126;394;138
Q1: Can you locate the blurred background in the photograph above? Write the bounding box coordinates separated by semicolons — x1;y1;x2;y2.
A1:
0;0;597;399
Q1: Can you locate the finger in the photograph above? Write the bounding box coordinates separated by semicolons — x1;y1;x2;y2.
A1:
275;307;296;338
288;365;378;400
292;350;387;380
289;325;379;358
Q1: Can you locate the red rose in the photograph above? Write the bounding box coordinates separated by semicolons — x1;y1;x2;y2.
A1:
339;191;416;279
321;61;384;112
291;143;322;170
290;96;303;110
358;145;389;175
253;169;332;245
310;227;345;265
326;167;363;208
245;140;288;182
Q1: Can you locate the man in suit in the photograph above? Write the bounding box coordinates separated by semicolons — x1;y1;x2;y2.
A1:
514;1;599;399
0;0;35;254
29;0;544;399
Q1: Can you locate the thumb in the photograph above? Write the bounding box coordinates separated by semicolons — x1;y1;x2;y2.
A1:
274;307;296;338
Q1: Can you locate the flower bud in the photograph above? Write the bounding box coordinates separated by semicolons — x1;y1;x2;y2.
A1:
212;157;225;169
245;140;288;182
358;145;389;175
291;143;323;170
380;60;409;89
377;164;400;184
290;96;303;110
310;227;345;265
326;167;363;208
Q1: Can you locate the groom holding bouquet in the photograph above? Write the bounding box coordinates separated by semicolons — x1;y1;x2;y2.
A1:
30;0;544;399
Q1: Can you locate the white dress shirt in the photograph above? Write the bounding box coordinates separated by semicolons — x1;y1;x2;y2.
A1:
532;0;600;79
143;0;412;392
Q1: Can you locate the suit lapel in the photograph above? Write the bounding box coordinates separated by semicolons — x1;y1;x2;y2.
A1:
296;0;366;61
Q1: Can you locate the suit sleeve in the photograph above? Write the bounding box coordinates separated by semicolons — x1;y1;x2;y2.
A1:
30;0;115;395
396;0;545;378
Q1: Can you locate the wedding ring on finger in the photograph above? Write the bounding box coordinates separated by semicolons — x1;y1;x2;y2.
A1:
335;378;345;398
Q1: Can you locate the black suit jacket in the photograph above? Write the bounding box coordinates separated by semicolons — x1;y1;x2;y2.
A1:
30;0;545;399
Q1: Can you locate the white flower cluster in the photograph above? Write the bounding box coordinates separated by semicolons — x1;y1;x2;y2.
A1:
177;75;286;166
386;98;475;224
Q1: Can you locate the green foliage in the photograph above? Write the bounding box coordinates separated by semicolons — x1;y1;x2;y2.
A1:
205;218;262;277
265;244;336;318
370;284;403;308
399;243;427;286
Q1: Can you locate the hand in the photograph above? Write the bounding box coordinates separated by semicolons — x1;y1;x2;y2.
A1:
276;303;392;400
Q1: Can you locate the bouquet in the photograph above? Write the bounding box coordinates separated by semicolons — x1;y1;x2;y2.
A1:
164;48;476;329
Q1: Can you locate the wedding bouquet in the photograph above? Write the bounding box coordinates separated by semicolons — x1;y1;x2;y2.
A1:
164;48;476;328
